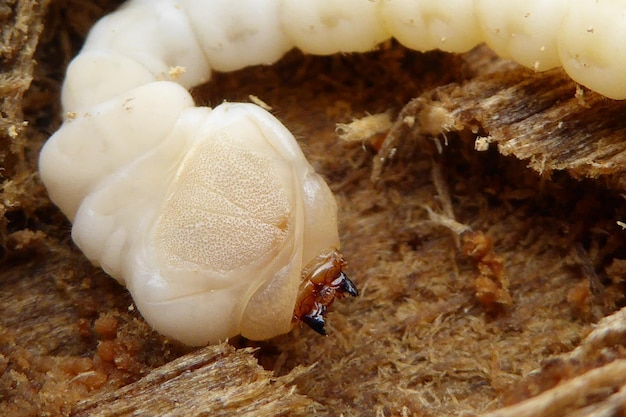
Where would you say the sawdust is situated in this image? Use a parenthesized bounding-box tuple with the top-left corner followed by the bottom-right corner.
(2, 1, 626, 416)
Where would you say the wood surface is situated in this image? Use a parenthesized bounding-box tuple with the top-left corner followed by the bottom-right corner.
(2, 1, 626, 416)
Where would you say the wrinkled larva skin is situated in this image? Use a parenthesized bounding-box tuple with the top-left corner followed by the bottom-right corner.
(40, 0, 625, 346)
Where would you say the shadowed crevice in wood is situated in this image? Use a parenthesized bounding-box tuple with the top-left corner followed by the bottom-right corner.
(377, 57, 626, 190)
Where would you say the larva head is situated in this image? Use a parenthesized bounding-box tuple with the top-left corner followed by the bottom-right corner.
(97, 103, 346, 346)
(293, 249, 358, 335)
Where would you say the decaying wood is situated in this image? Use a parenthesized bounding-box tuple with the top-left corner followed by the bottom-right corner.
(72, 344, 318, 417)
(0, 0, 50, 248)
(478, 306, 626, 417)
(374, 55, 626, 191)
(3, 1, 626, 416)
(480, 359, 626, 417)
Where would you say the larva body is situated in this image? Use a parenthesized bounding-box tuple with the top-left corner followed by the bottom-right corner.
(40, 0, 625, 345)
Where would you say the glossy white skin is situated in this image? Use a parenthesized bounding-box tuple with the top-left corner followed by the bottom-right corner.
(558, 0, 626, 100)
(40, 0, 626, 345)
(41, 97, 339, 346)
(475, 0, 568, 71)
(380, 0, 482, 53)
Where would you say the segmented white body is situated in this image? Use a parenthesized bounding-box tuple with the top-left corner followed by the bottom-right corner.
(39, 0, 626, 345)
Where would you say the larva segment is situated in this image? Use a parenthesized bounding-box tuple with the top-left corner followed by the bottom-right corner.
(82, 0, 211, 90)
(240, 162, 346, 341)
(70, 106, 209, 284)
(280, 0, 388, 55)
(558, 0, 626, 100)
(475, 0, 567, 72)
(39, 81, 195, 220)
(180, 0, 292, 71)
(61, 52, 156, 112)
(379, 0, 481, 53)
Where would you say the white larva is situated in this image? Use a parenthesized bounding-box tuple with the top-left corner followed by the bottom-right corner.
(40, 0, 626, 346)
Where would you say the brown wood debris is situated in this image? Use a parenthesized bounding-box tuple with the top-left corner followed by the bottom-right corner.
(375, 55, 626, 192)
(72, 344, 317, 417)
(3, 0, 626, 416)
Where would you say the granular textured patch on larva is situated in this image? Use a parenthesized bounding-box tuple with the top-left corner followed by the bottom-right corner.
(3, 0, 626, 416)
(154, 138, 291, 273)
